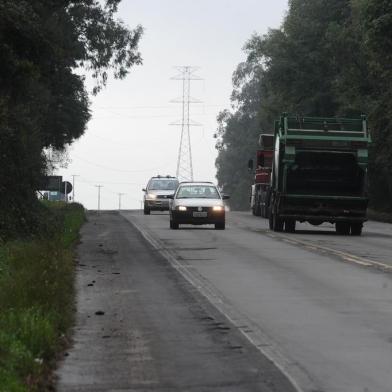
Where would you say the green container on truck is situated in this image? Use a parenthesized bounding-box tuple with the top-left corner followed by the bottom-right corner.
(268, 113, 371, 235)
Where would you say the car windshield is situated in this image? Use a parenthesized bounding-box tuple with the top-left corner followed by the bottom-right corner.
(148, 179, 178, 190)
(176, 185, 220, 199)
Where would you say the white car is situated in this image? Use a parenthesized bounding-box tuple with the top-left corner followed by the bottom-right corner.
(169, 182, 229, 230)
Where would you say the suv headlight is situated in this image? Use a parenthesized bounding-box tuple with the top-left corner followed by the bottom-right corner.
(147, 193, 157, 199)
(178, 206, 187, 211)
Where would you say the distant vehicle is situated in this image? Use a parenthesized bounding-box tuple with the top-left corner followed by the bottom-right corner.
(263, 113, 371, 235)
(249, 133, 274, 217)
(143, 175, 179, 215)
(168, 181, 230, 230)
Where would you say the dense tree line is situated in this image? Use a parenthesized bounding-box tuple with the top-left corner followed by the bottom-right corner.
(0, 0, 142, 238)
(216, 0, 392, 211)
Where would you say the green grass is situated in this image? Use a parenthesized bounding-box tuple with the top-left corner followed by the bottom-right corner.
(0, 202, 85, 392)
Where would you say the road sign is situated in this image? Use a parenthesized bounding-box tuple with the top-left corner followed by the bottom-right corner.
(40, 176, 62, 191)
(62, 181, 73, 195)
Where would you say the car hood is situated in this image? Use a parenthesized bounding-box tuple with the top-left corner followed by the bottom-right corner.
(148, 190, 176, 196)
(174, 198, 224, 207)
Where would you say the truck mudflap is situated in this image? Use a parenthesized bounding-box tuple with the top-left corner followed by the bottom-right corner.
(277, 194, 368, 224)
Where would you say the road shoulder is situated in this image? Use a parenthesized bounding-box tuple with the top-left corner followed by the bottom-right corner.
(56, 211, 297, 392)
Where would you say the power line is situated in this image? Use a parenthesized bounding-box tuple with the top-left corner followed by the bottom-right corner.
(86, 133, 170, 147)
(77, 178, 143, 186)
(71, 154, 172, 173)
(94, 104, 225, 109)
(79, 181, 142, 203)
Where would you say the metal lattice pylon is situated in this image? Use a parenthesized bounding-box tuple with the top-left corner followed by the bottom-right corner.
(171, 66, 202, 182)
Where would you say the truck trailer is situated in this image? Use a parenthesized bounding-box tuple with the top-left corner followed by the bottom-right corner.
(267, 113, 371, 235)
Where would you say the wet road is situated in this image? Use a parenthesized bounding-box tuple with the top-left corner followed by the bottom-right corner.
(56, 212, 295, 392)
(122, 210, 392, 392)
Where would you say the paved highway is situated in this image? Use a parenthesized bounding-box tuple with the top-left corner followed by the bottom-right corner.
(56, 212, 296, 392)
(122, 210, 392, 392)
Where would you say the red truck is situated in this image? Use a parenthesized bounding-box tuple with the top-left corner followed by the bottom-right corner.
(249, 134, 274, 217)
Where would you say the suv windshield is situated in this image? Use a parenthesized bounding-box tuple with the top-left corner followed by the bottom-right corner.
(176, 185, 220, 199)
(148, 179, 179, 191)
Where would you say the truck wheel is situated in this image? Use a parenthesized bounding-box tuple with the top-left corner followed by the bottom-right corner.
(143, 205, 150, 215)
(269, 213, 273, 230)
(254, 195, 262, 216)
(264, 204, 270, 219)
(350, 223, 363, 236)
(285, 219, 296, 233)
(170, 219, 179, 229)
(336, 222, 350, 235)
(273, 213, 284, 232)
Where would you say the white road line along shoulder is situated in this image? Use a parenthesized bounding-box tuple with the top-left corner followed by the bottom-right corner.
(128, 217, 318, 392)
(266, 232, 392, 272)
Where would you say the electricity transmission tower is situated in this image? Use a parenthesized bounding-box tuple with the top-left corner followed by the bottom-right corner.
(171, 66, 202, 182)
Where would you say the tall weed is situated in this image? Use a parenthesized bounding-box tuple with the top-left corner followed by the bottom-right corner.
(0, 202, 85, 391)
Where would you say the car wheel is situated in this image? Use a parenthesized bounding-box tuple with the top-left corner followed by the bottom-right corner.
(170, 220, 179, 230)
(143, 204, 150, 215)
(215, 221, 225, 230)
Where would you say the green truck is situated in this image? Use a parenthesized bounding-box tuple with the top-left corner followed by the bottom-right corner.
(267, 113, 371, 235)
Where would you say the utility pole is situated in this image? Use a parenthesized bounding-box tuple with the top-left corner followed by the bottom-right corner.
(171, 66, 202, 182)
(71, 174, 79, 202)
(64, 181, 68, 203)
(95, 185, 103, 214)
(118, 193, 125, 210)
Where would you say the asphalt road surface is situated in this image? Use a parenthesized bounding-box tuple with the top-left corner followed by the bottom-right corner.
(117, 210, 392, 392)
(56, 211, 296, 392)
(56, 210, 392, 392)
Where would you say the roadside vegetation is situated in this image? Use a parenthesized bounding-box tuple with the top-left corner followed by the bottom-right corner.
(0, 202, 85, 392)
(0, 2, 142, 387)
(0, 1, 142, 390)
(0, 0, 143, 239)
(216, 0, 392, 212)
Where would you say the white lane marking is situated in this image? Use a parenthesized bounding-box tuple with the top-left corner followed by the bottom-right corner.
(127, 216, 318, 392)
(342, 257, 372, 266)
(266, 232, 392, 272)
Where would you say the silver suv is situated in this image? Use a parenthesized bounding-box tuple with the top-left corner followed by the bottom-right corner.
(143, 175, 179, 215)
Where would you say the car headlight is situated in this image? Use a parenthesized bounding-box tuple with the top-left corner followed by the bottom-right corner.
(212, 205, 224, 212)
(178, 206, 187, 211)
(147, 193, 157, 199)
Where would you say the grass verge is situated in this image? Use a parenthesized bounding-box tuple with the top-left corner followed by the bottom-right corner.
(0, 202, 85, 392)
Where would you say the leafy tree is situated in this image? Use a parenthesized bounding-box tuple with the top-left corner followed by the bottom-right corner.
(216, 0, 392, 211)
(0, 0, 143, 238)
(363, 0, 392, 208)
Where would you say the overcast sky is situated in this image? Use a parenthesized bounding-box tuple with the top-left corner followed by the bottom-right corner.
(59, 0, 288, 210)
